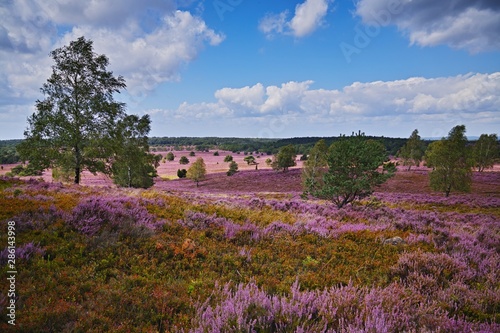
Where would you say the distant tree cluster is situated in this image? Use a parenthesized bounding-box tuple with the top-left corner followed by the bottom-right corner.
(0, 141, 22, 164)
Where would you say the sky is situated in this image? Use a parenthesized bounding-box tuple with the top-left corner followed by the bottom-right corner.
(1, 0, 499, 140)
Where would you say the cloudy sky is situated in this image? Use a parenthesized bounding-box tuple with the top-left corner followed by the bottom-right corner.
(1, 0, 499, 140)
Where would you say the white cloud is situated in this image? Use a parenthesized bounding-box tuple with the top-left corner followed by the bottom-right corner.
(258, 11, 289, 38)
(155, 72, 500, 138)
(290, 0, 330, 37)
(64, 10, 224, 95)
(355, 0, 500, 53)
(0, 1, 224, 108)
(259, 0, 331, 38)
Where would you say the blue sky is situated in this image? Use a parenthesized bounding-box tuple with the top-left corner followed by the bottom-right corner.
(1, 0, 499, 140)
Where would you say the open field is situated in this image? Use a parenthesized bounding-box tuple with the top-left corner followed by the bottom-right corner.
(0, 163, 499, 331)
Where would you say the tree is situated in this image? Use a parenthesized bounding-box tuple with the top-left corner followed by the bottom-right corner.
(305, 134, 393, 208)
(224, 155, 233, 162)
(399, 129, 425, 170)
(179, 156, 190, 165)
(166, 152, 175, 161)
(227, 161, 238, 176)
(272, 145, 296, 172)
(187, 157, 206, 186)
(177, 169, 187, 178)
(110, 115, 159, 188)
(244, 155, 256, 165)
(17, 37, 127, 184)
(302, 139, 328, 196)
(472, 134, 498, 172)
(425, 125, 473, 197)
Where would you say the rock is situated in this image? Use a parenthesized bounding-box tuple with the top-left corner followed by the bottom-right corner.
(383, 236, 405, 245)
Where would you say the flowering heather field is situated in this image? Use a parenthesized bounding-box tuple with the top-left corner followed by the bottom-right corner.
(0, 170, 499, 332)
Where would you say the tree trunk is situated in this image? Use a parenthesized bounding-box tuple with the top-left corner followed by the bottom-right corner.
(128, 166, 131, 188)
(445, 185, 451, 197)
(74, 145, 81, 184)
(74, 166, 80, 184)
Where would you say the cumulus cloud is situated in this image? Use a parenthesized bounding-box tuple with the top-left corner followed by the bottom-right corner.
(259, 0, 331, 38)
(0, 1, 224, 104)
(355, 0, 500, 53)
(157, 72, 500, 137)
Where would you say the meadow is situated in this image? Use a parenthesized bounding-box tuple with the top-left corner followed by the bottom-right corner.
(0, 161, 499, 332)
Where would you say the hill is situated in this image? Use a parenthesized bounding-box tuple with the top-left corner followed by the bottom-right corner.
(1, 170, 499, 331)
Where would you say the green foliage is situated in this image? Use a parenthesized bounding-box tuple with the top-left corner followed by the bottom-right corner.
(17, 37, 127, 184)
(177, 169, 187, 178)
(302, 139, 328, 196)
(0, 140, 21, 164)
(271, 145, 296, 172)
(306, 134, 394, 208)
(227, 161, 238, 176)
(166, 152, 175, 161)
(213, 151, 219, 156)
(472, 133, 498, 172)
(189, 151, 196, 157)
(224, 155, 233, 162)
(425, 125, 474, 197)
(9, 164, 43, 176)
(111, 115, 159, 188)
(179, 156, 190, 165)
(399, 129, 425, 170)
(187, 157, 206, 187)
(244, 155, 256, 165)
(52, 166, 73, 183)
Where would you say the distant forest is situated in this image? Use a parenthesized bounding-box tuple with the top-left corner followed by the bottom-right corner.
(148, 135, 414, 156)
(1, 136, 426, 164)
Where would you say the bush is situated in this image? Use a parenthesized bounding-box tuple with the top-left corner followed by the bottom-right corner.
(179, 156, 189, 165)
(177, 169, 187, 178)
(224, 155, 233, 162)
(227, 161, 238, 176)
(166, 152, 175, 161)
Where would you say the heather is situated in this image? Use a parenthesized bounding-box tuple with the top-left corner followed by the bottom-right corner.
(0, 173, 499, 332)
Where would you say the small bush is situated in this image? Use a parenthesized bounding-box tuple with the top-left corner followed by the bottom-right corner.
(177, 169, 187, 178)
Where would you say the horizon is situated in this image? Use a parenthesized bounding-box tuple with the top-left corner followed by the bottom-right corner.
(1, 1, 499, 140)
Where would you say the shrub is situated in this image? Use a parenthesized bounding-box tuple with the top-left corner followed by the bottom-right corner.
(179, 156, 189, 165)
(177, 169, 187, 178)
(227, 161, 238, 176)
(166, 152, 175, 161)
(68, 196, 158, 238)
